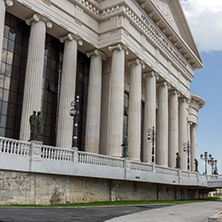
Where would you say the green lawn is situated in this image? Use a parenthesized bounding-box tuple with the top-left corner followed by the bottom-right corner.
(0, 197, 219, 208)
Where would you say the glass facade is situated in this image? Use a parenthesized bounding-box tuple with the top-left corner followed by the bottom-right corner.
(41, 34, 63, 146)
(0, 13, 30, 139)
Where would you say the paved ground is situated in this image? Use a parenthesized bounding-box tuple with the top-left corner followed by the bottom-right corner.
(106, 201, 222, 222)
(0, 204, 171, 222)
(0, 201, 221, 222)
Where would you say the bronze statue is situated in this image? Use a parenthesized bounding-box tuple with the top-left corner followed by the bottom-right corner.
(121, 136, 129, 158)
(176, 152, 180, 169)
(37, 111, 43, 141)
(194, 159, 198, 172)
(29, 111, 38, 141)
(29, 111, 43, 141)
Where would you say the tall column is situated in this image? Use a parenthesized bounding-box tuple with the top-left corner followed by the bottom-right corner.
(143, 71, 157, 163)
(168, 90, 179, 168)
(85, 49, 106, 153)
(157, 82, 169, 167)
(107, 44, 128, 157)
(0, 0, 13, 67)
(56, 34, 82, 149)
(187, 121, 191, 170)
(128, 59, 144, 161)
(191, 124, 197, 171)
(178, 98, 188, 170)
(20, 14, 52, 141)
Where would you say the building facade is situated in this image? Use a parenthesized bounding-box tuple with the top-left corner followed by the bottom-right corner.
(0, 0, 207, 204)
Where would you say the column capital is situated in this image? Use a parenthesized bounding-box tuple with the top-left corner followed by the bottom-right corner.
(26, 13, 52, 28)
(169, 89, 180, 96)
(4, 0, 13, 7)
(157, 81, 170, 89)
(143, 71, 159, 79)
(108, 43, 129, 55)
(127, 59, 145, 68)
(86, 49, 106, 60)
(179, 97, 189, 103)
(59, 33, 83, 46)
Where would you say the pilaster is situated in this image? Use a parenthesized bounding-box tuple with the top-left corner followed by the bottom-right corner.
(143, 71, 158, 163)
(168, 90, 179, 168)
(107, 44, 128, 157)
(0, 0, 14, 68)
(56, 33, 82, 149)
(20, 14, 52, 141)
(156, 81, 169, 167)
(128, 59, 144, 161)
(85, 49, 106, 154)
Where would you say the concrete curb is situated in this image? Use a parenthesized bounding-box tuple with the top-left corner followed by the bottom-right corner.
(208, 211, 222, 222)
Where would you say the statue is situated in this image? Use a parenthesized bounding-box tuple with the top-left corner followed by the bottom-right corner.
(37, 111, 43, 141)
(175, 152, 180, 169)
(121, 136, 129, 158)
(29, 111, 38, 141)
(194, 159, 198, 172)
(29, 111, 43, 141)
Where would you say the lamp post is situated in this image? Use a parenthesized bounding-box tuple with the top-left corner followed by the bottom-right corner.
(208, 157, 218, 175)
(183, 141, 190, 170)
(200, 151, 211, 175)
(147, 126, 155, 163)
(70, 95, 80, 149)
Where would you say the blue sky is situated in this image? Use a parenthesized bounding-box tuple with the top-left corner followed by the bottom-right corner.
(180, 0, 222, 174)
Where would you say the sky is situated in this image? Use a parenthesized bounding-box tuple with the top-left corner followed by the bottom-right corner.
(179, 0, 222, 174)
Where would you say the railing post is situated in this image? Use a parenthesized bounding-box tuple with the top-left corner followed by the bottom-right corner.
(152, 163, 156, 173)
(124, 157, 130, 180)
(72, 147, 78, 163)
(29, 141, 43, 172)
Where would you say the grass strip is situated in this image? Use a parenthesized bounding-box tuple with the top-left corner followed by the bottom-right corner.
(0, 198, 217, 208)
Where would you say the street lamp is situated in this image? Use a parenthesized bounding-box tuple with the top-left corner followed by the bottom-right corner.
(183, 141, 190, 170)
(200, 151, 212, 175)
(208, 157, 218, 175)
(147, 126, 155, 163)
(70, 95, 80, 149)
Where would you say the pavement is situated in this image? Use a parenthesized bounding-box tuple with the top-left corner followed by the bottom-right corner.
(106, 201, 222, 222)
(0, 201, 221, 222)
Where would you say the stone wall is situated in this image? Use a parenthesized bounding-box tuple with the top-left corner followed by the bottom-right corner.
(0, 170, 202, 205)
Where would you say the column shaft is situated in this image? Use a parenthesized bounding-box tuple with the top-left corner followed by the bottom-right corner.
(56, 37, 77, 148)
(157, 82, 168, 167)
(85, 52, 103, 153)
(143, 72, 156, 163)
(168, 91, 178, 168)
(107, 47, 125, 157)
(191, 124, 197, 171)
(179, 98, 188, 170)
(20, 19, 47, 141)
(0, 0, 6, 66)
(128, 62, 141, 161)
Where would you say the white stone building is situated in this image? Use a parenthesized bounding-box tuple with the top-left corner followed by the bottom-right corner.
(0, 0, 207, 204)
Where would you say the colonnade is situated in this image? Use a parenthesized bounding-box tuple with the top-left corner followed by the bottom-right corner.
(0, 6, 199, 171)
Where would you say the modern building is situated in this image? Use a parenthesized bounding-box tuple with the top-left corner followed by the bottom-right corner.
(0, 0, 208, 205)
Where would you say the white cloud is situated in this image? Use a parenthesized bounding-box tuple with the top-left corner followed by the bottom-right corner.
(180, 0, 222, 52)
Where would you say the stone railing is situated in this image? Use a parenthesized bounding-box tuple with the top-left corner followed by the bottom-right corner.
(0, 137, 212, 187)
(77, 151, 124, 168)
(0, 137, 30, 156)
(42, 145, 73, 161)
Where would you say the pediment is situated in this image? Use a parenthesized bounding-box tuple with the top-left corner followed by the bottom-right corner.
(153, 0, 180, 34)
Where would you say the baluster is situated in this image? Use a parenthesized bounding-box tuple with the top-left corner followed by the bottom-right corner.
(0, 139, 2, 152)
(6, 140, 10, 153)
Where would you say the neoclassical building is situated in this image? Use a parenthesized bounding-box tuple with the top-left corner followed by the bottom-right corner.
(0, 0, 204, 173)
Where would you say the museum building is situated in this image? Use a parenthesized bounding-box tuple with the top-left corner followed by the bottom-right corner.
(0, 0, 208, 204)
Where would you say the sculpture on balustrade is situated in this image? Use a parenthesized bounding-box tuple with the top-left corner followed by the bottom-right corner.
(176, 152, 180, 169)
(194, 159, 198, 172)
(37, 111, 43, 141)
(29, 111, 38, 141)
(121, 136, 129, 158)
(29, 110, 43, 141)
